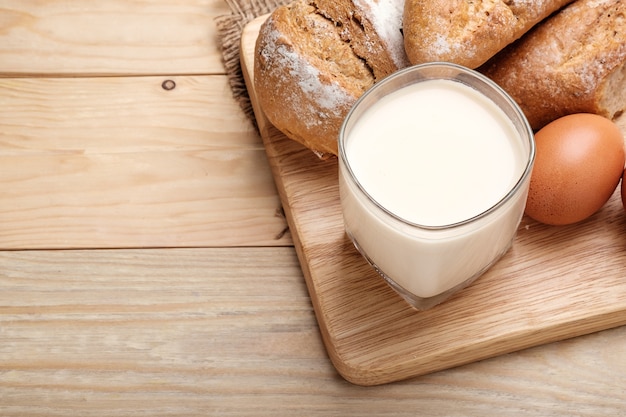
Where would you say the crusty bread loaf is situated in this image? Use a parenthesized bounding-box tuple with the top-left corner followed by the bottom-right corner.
(254, 0, 408, 157)
(254, 0, 625, 156)
(481, 0, 626, 130)
(403, 0, 574, 69)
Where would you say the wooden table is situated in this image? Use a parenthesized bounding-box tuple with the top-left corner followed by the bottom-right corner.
(1, 1, 625, 415)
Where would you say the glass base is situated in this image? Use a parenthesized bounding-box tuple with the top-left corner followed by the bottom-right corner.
(348, 232, 513, 310)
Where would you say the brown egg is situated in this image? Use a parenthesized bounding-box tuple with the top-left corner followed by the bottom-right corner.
(525, 113, 625, 226)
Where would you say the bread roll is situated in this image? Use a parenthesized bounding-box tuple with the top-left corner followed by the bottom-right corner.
(403, 0, 574, 69)
(254, 0, 408, 157)
(481, 0, 626, 130)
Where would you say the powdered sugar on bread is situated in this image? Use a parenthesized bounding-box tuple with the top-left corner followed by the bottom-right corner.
(254, 1, 374, 155)
(254, 0, 407, 156)
(481, 0, 626, 129)
(259, 26, 354, 125)
(403, 0, 574, 68)
(354, 0, 408, 69)
(313, 0, 409, 80)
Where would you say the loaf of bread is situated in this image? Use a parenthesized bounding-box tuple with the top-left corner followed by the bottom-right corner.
(481, 0, 626, 130)
(254, 0, 408, 157)
(403, 0, 574, 68)
(254, 0, 626, 156)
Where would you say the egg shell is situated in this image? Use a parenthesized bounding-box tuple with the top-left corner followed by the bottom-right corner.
(525, 113, 625, 226)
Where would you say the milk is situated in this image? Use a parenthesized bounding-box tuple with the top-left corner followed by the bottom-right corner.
(347, 80, 524, 226)
(338, 64, 535, 309)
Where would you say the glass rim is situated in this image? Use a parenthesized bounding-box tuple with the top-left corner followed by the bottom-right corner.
(338, 61, 536, 231)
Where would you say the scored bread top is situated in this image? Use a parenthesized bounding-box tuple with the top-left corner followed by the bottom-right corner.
(255, 0, 373, 156)
(403, 0, 574, 69)
(481, 0, 626, 130)
(314, 0, 409, 80)
(254, 0, 408, 156)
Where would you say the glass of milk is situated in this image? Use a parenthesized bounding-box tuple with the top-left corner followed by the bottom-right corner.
(338, 62, 535, 310)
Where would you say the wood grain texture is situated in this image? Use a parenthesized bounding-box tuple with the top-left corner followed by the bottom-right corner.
(1, 3, 626, 415)
(0, 0, 230, 76)
(1, 248, 625, 416)
(0, 76, 290, 249)
(241, 15, 626, 386)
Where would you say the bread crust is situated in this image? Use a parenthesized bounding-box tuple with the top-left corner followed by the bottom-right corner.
(403, 0, 574, 69)
(314, 0, 409, 80)
(254, 1, 371, 156)
(254, 0, 408, 156)
(481, 0, 626, 130)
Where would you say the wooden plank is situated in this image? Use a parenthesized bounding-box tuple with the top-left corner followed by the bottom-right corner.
(241, 15, 626, 385)
(1, 247, 625, 416)
(0, 76, 262, 155)
(0, 0, 230, 76)
(0, 76, 290, 249)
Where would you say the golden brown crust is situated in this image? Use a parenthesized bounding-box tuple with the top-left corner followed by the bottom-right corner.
(314, 0, 409, 80)
(254, 1, 373, 156)
(403, 0, 574, 69)
(481, 0, 626, 130)
(254, 0, 408, 157)
(255, 0, 626, 155)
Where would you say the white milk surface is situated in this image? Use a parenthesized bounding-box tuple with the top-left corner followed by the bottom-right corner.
(346, 79, 523, 227)
(340, 78, 531, 301)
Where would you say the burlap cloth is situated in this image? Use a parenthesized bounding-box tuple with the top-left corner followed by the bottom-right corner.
(215, 0, 289, 128)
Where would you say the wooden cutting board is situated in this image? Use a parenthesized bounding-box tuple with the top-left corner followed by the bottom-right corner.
(240, 15, 626, 386)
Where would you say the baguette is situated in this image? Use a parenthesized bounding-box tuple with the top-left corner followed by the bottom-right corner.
(403, 0, 574, 68)
(481, 0, 626, 130)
